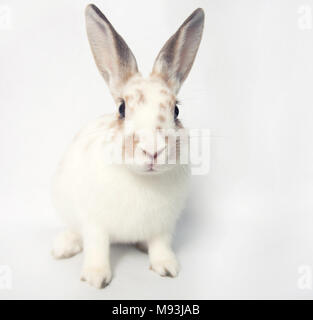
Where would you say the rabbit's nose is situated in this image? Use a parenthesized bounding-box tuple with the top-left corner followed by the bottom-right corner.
(141, 147, 165, 160)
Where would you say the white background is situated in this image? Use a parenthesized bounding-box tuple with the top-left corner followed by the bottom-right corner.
(1, 0, 313, 299)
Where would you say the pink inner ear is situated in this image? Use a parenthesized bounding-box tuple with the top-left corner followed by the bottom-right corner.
(151, 8, 204, 94)
(85, 4, 139, 100)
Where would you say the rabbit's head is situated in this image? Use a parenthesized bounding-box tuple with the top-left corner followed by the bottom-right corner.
(85, 4, 204, 174)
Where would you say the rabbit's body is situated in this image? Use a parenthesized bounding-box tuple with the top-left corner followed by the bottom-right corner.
(52, 114, 190, 244)
(52, 4, 204, 288)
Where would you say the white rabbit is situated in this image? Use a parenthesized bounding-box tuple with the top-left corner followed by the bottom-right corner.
(51, 4, 204, 289)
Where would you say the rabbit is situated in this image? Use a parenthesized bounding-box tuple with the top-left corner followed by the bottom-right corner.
(51, 4, 204, 289)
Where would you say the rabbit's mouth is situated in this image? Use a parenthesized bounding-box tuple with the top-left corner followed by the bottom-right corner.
(134, 163, 166, 175)
(144, 165, 157, 174)
(125, 156, 176, 175)
(146, 163, 155, 172)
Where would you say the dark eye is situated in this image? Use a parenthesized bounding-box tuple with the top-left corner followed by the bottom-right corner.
(174, 105, 179, 119)
(119, 101, 125, 119)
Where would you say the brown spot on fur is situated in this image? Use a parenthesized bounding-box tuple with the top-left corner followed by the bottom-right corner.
(109, 117, 124, 130)
(168, 98, 176, 110)
(175, 119, 184, 129)
(158, 115, 165, 122)
(160, 89, 176, 106)
(160, 89, 170, 96)
(160, 103, 166, 110)
(108, 121, 115, 130)
(136, 89, 145, 104)
(125, 95, 134, 104)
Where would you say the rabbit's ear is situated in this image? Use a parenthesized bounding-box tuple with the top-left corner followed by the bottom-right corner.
(85, 4, 139, 100)
(152, 8, 204, 94)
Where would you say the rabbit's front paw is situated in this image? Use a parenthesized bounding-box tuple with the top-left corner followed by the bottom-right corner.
(52, 230, 82, 259)
(150, 256, 180, 278)
(80, 265, 112, 289)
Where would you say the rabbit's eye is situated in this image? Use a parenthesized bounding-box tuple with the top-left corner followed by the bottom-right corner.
(119, 101, 125, 119)
(174, 105, 179, 119)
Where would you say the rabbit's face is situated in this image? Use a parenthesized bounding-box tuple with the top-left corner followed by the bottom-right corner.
(85, 5, 204, 174)
(118, 75, 187, 174)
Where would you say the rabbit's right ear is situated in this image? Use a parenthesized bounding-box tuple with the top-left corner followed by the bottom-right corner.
(85, 4, 139, 101)
(152, 9, 204, 94)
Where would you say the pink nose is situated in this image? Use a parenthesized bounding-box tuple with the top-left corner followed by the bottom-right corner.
(141, 148, 165, 160)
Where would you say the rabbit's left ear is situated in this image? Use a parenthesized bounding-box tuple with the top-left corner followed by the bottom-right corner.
(152, 8, 204, 94)
(85, 4, 139, 101)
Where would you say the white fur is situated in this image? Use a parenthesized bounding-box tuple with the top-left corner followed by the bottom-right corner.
(51, 4, 204, 289)
(51, 82, 190, 287)
(52, 115, 190, 243)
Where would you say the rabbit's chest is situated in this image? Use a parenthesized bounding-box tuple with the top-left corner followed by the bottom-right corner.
(87, 166, 189, 242)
